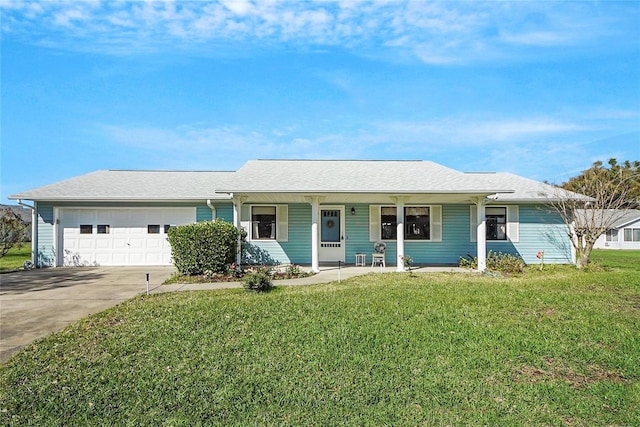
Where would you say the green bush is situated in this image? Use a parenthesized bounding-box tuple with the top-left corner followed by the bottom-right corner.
(459, 250, 525, 274)
(242, 268, 273, 292)
(167, 220, 244, 276)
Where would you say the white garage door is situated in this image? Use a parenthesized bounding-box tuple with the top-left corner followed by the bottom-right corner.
(59, 208, 196, 266)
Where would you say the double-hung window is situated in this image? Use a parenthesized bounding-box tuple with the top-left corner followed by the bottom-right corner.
(252, 206, 276, 240)
(485, 207, 507, 241)
(380, 206, 431, 241)
(605, 229, 618, 242)
(470, 205, 519, 243)
(405, 207, 430, 240)
(624, 228, 640, 242)
(380, 207, 397, 240)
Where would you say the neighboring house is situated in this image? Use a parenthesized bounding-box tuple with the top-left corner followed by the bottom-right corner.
(9, 160, 578, 271)
(592, 210, 640, 250)
(0, 203, 32, 241)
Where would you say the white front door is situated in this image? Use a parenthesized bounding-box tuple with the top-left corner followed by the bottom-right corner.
(319, 206, 345, 263)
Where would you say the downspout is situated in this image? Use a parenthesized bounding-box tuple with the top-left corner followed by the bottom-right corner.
(17, 199, 37, 267)
(206, 199, 217, 220)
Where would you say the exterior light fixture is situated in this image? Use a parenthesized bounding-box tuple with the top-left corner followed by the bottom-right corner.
(351, 207, 356, 215)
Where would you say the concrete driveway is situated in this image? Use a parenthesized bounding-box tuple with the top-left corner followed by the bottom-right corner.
(0, 266, 175, 364)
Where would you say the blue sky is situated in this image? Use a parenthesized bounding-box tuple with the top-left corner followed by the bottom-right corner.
(1, 0, 639, 204)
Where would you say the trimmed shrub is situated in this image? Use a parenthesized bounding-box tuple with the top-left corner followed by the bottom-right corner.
(242, 269, 273, 292)
(459, 250, 525, 274)
(167, 220, 244, 276)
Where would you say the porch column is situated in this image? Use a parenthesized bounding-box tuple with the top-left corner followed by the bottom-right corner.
(310, 197, 320, 273)
(396, 198, 405, 272)
(232, 195, 246, 267)
(476, 198, 487, 272)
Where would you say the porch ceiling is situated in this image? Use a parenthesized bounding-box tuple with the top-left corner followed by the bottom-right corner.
(233, 192, 498, 205)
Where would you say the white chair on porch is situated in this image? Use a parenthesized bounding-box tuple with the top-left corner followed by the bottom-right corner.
(371, 241, 386, 268)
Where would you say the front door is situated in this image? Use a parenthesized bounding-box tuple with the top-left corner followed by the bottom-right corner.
(319, 206, 345, 263)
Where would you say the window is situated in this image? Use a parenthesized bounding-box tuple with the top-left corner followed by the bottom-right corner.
(252, 206, 276, 240)
(164, 224, 173, 234)
(486, 207, 507, 241)
(147, 224, 160, 234)
(80, 224, 93, 234)
(405, 207, 430, 240)
(97, 225, 110, 234)
(605, 229, 618, 242)
(380, 206, 431, 240)
(381, 207, 397, 240)
(624, 228, 640, 242)
(470, 205, 519, 243)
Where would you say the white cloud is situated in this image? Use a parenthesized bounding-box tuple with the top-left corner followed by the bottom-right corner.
(101, 113, 598, 166)
(2, 0, 636, 62)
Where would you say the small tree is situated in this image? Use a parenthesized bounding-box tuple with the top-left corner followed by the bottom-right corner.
(0, 208, 27, 258)
(551, 159, 640, 269)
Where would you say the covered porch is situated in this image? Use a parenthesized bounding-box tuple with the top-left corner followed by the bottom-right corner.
(229, 192, 500, 273)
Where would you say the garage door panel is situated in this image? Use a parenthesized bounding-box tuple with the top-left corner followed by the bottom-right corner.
(112, 253, 128, 265)
(60, 208, 195, 266)
(146, 238, 163, 249)
(95, 253, 113, 265)
(113, 238, 129, 249)
(129, 238, 145, 249)
(78, 239, 94, 250)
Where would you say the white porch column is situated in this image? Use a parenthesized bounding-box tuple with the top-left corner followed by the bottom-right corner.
(310, 197, 320, 273)
(232, 195, 246, 266)
(396, 198, 405, 272)
(476, 198, 487, 272)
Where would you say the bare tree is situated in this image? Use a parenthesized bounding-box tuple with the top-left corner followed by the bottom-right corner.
(551, 159, 640, 268)
(0, 208, 27, 258)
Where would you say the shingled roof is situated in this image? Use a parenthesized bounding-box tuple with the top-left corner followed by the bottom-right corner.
(9, 170, 234, 201)
(10, 160, 583, 202)
(218, 160, 513, 194)
(465, 172, 587, 202)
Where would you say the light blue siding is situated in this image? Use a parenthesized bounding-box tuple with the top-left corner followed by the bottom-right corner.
(280, 204, 312, 264)
(240, 203, 571, 267)
(345, 204, 372, 264)
(196, 206, 213, 222)
(469, 204, 571, 265)
(400, 204, 476, 265)
(36, 203, 55, 267)
(510, 205, 571, 264)
(244, 241, 291, 265)
(33, 200, 573, 268)
(195, 203, 234, 223)
(214, 203, 234, 222)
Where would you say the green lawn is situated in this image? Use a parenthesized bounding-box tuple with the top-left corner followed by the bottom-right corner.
(1, 254, 639, 425)
(0, 243, 31, 272)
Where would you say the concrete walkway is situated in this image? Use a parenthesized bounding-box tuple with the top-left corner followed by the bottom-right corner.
(154, 264, 467, 293)
(1, 264, 466, 364)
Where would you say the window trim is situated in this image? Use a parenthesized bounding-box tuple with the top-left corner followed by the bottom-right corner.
(470, 205, 519, 243)
(251, 205, 277, 241)
(379, 205, 434, 242)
